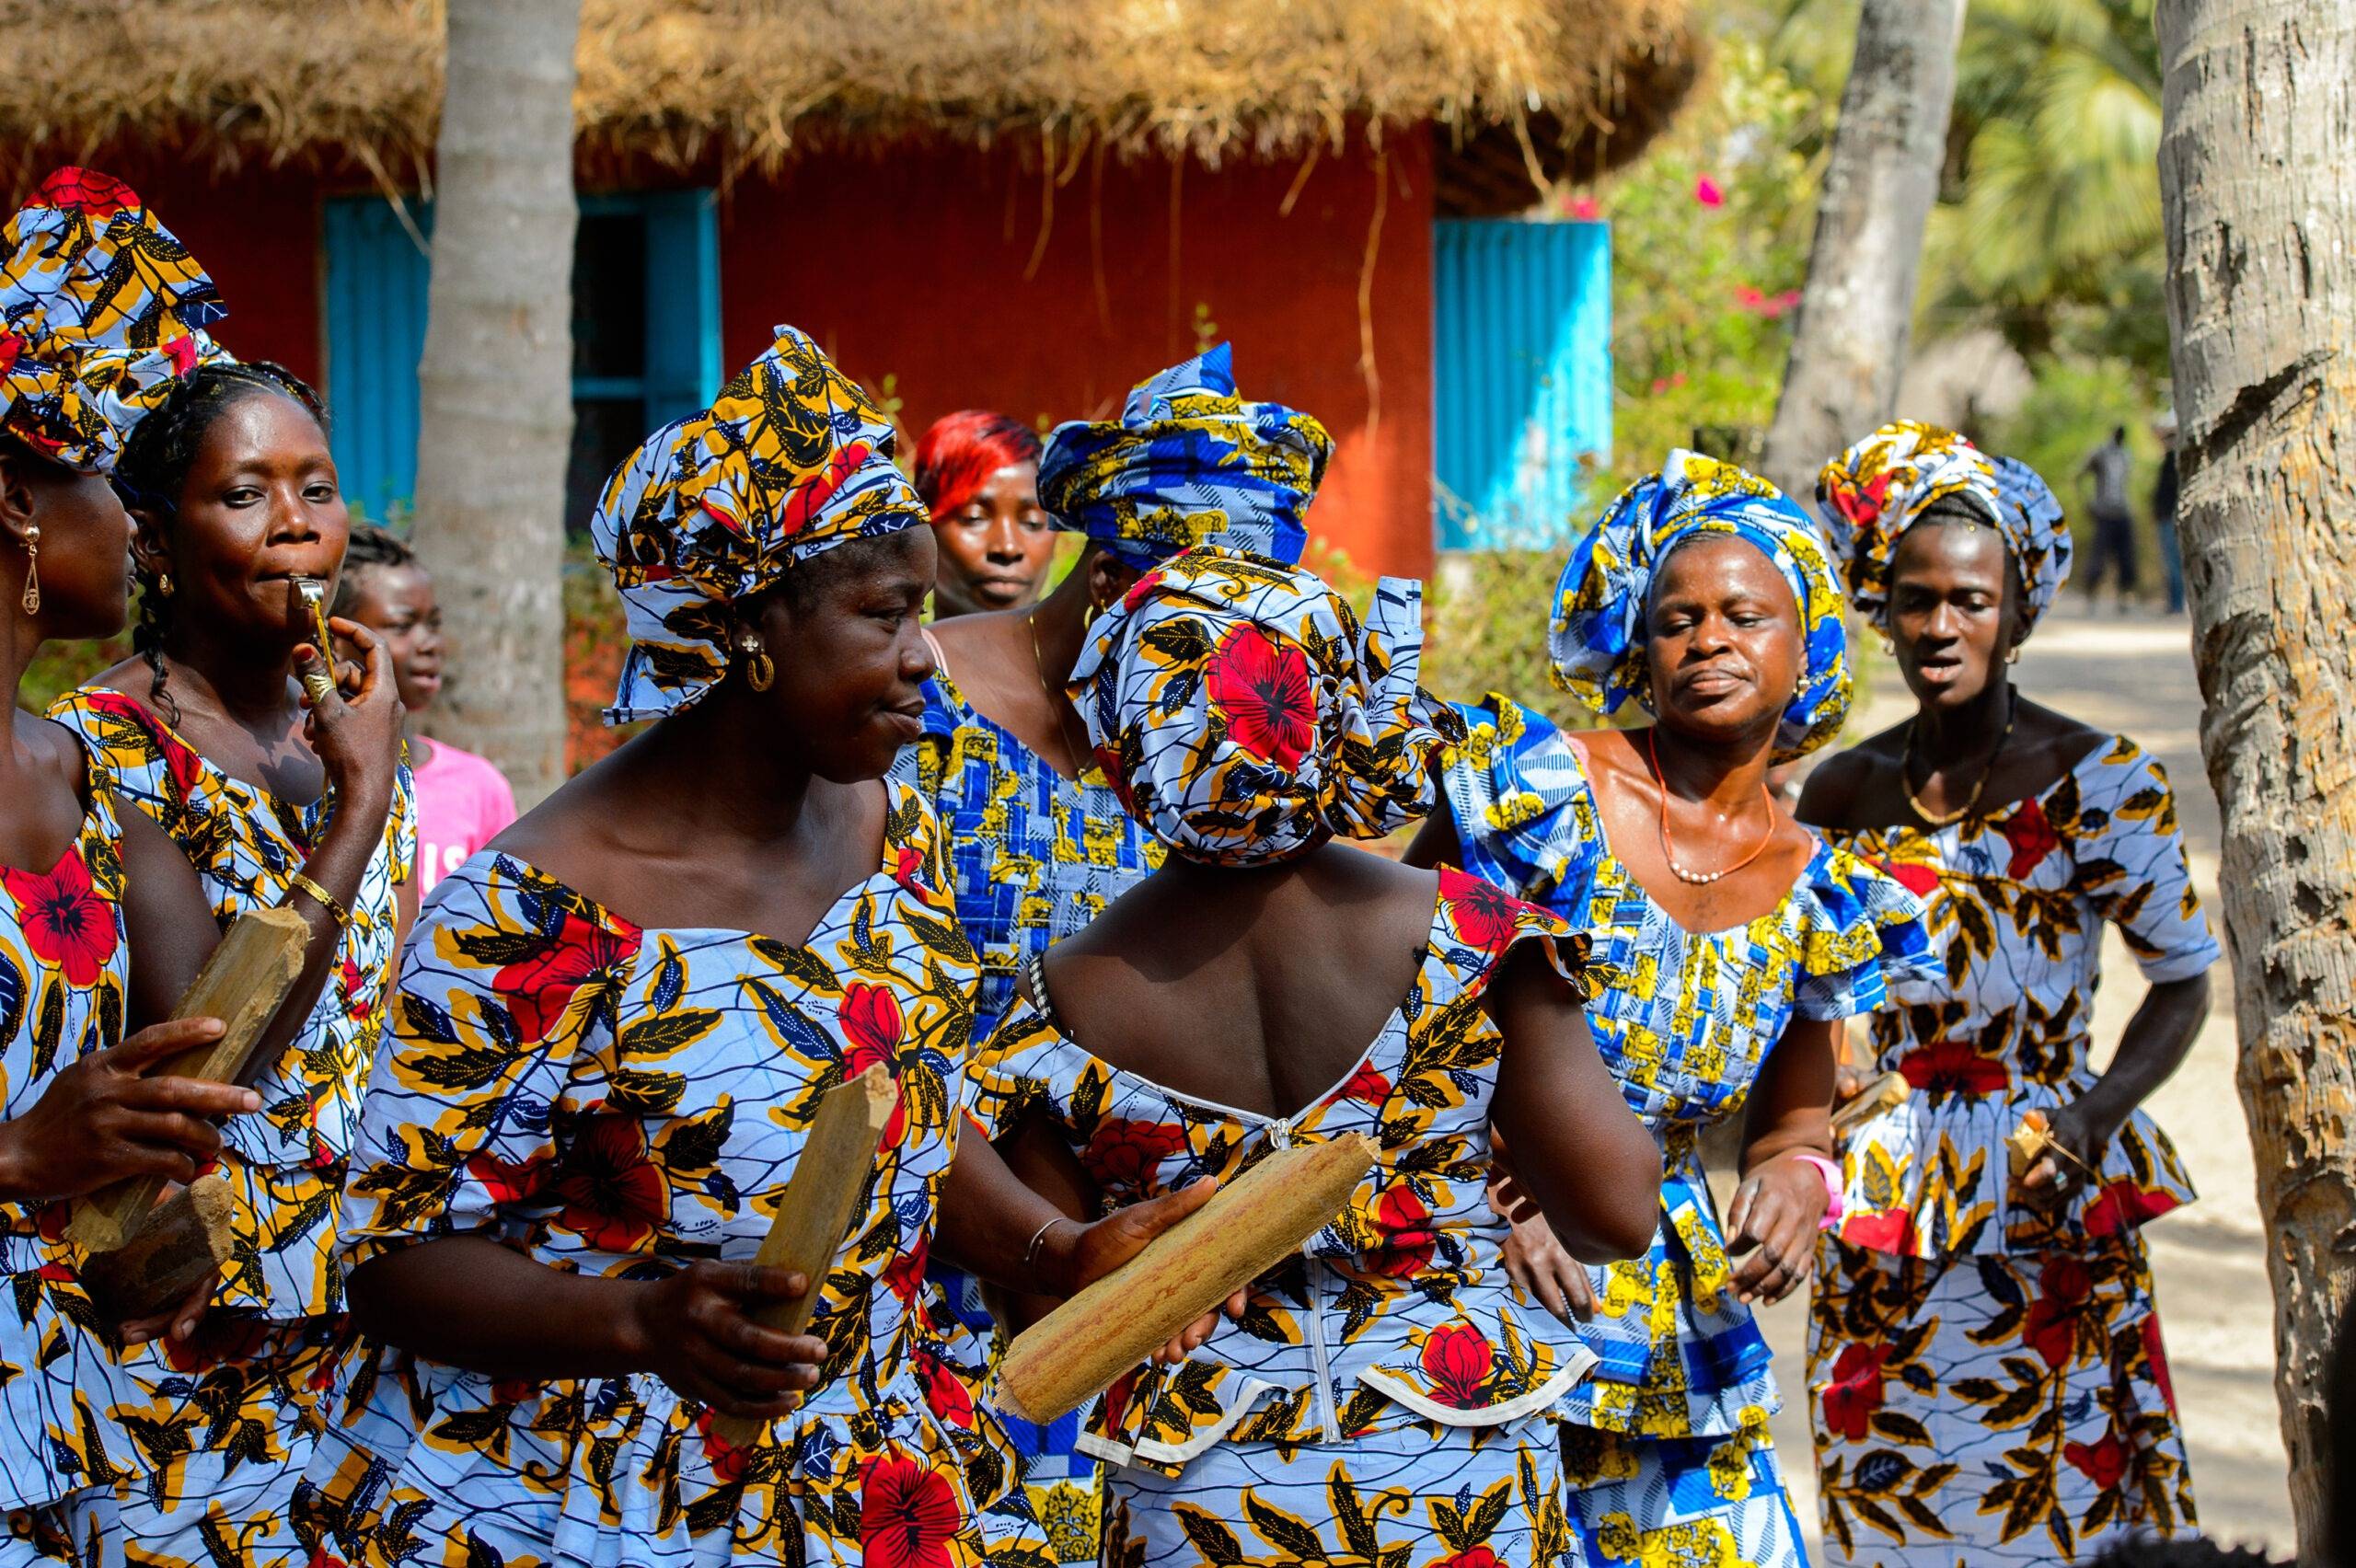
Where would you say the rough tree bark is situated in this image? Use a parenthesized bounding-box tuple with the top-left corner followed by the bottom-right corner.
(1758, 0, 1967, 497)
(2157, 1, 2356, 1557)
(409, 0, 580, 803)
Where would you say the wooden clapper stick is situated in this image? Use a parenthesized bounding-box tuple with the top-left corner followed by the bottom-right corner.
(65, 905, 310, 1319)
(708, 1063, 900, 1449)
(996, 1132, 1380, 1427)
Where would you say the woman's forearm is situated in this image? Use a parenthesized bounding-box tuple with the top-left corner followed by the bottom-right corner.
(346, 1237, 650, 1381)
(2081, 973, 2212, 1130)
(932, 1131, 1080, 1297)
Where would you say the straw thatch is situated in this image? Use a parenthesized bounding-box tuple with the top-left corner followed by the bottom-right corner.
(2, 0, 1698, 204)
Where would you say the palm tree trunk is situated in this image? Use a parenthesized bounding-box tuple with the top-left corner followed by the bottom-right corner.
(409, 0, 580, 805)
(1758, 0, 1966, 497)
(2158, 2, 2356, 1557)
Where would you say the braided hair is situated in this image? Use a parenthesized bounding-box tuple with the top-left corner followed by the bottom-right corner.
(112, 362, 328, 725)
(331, 524, 418, 620)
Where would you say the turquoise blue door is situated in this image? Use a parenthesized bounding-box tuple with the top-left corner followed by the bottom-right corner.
(320, 190, 722, 528)
(1432, 218, 1611, 550)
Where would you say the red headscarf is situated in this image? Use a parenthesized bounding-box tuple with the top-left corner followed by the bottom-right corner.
(913, 410, 1042, 523)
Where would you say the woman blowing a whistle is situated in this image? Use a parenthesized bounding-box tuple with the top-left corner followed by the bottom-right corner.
(297, 327, 1233, 1568)
(968, 538, 1662, 1568)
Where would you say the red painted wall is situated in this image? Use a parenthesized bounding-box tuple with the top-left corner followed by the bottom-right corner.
(716, 133, 1437, 579)
(38, 131, 1438, 578)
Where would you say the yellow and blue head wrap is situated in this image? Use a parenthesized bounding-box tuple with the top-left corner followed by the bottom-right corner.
(1549, 449, 1853, 763)
(1069, 547, 1461, 866)
(0, 167, 226, 474)
(1815, 421, 2073, 630)
(593, 324, 927, 723)
(1036, 343, 1328, 569)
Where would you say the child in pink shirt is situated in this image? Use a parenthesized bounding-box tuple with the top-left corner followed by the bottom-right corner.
(335, 527, 517, 893)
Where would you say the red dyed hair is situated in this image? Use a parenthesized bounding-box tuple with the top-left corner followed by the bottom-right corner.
(914, 410, 1043, 523)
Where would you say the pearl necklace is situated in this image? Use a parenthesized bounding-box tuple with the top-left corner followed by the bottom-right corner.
(1647, 729, 1777, 886)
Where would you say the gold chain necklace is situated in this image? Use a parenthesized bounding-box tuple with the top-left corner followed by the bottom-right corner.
(1904, 684, 2017, 828)
(1028, 607, 1093, 771)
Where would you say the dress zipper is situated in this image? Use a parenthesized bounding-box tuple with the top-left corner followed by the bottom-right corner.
(1273, 1118, 1342, 1443)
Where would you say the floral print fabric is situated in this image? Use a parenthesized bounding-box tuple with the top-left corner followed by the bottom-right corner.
(1814, 421, 2074, 630)
(1808, 1237, 2196, 1562)
(1070, 548, 1461, 866)
(1549, 451, 1853, 764)
(49, 686, 416, 1320)
(0, 166, 226, 474)
(972, 866, 1594, 1563)
(1560, 1421, 1809, 1568)
(300, 778, 988, 1568)
(1035, 343, 1327, 569)
(1824, 736, 2213, 1261)
(0, 753, 149, 1515)
(594, 323, 927, 723)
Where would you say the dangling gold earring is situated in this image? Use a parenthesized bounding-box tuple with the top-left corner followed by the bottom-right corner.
(739, 630, 774, 692)
(2006, 644, 2022, 665)
(1876, 629, 1894, 656)
(158, 571, 173, 597)
(18, 525, 38, 615)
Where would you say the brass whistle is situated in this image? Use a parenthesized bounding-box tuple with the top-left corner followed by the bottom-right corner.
(294, 578, 337, 705)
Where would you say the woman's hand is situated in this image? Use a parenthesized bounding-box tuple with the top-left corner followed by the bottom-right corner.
(116, 1274, 216, 1349)
(1725, 1155, 1828, 1306)
(1042, 1179, 1251, 1365)
(625, 1261, 830, 1421)
(2015, 1099, 2120, 1208)
(0, 1018, 254, 1205)
(1491, 1181, 1595, 1325)
(297, 619, 402, 812)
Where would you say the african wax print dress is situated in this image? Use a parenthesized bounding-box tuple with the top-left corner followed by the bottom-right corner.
(1807, 735, 2214, 1565)
(889, 664, 1165, 1564)
(1441, 697, 1937, 1568)
(298, 778, 989, 1568)
(0, 746, 156, 1558)
(975, 867, 1600, 1568)
(45, 686, 413, 1568)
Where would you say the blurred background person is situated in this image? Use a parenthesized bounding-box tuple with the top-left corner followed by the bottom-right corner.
(2077, 424, 2140, 611)
(333, 525, 516, 892)
(914, 409, 1055, 619)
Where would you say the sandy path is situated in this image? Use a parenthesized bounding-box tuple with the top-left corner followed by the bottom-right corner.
(1749, 605, 2293, 1558)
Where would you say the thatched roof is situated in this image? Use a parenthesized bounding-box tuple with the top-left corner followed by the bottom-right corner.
(2, 0, 1700, 212)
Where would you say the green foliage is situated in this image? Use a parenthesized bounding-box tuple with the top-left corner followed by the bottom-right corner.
(1989, 356, 2170, 564)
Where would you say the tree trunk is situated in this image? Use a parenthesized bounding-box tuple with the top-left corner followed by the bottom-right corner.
(2157, 2, 2356, 1558)
(1758, 0, 1966, 497)
(408, 0, 580, 804)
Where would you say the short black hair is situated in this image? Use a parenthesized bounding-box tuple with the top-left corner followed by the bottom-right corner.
(2091, 1538, 2283, 1567)
(2114, 424, 2129, 443)
(332, 524, 420, 618)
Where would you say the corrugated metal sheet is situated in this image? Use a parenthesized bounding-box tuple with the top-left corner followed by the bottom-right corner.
(321, 196, 432, 523)
(1432, 218, 1611, 550)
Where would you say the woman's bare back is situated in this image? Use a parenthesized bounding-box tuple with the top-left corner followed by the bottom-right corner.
(1035, 843, 1439, 1121)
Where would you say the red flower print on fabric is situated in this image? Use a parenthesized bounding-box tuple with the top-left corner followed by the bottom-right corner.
(1205, 624, 1314, 772)
(1438, 867, 1528, 951)
(2142, 1314, 2177, 1414)
(1896, 1039, 2008, 1097)
(2082, 1177, 2180, 1237)
(1883, 859, 1940, 899)
(1821, 1341, 1890, 1442)
(466, 1148, 553, 1206)
(1336, 1061, 1392, 1104)
(1081, 1117, 1190, 1193)
(1437, 1553, 1500, 1568)
(2000, 798, 2062, 879)
(0, 845, 117, 987)
(860, 1454, 964, 1568)
(1839, 1206, 1917, 1256)
(913, 1347, 976, 1430)
(1419, 1322, 1496, 1407)
(29, 167, 139, 216)
(2023, 1255, 2092, 1369)
(549, 1116, 669, 1253)
(1369, 1184, 1438, 1276)
(1827, 469, 1895, 527)
(2063, 1432, 2128, 1491)
(493, 910, 634, 1043)
(840, 983, 904, 1076)
(780, 441, 874, 538)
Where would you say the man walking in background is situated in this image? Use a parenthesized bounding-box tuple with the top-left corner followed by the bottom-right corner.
(2079, 424, 2140, 610)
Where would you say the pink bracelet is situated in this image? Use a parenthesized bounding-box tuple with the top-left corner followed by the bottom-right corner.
(1790, 1152, 1846, 1232)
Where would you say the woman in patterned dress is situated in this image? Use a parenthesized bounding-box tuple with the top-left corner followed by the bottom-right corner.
(295, 327, 1230, 1568)
(46, 348, 415, 1566)
(0, 165, 306, 1559)
(892, 344, 1326, 1563)
(1799, 423, 2213, 1564)
(975, 544, 1664, 1568)
(1406, 452, 1940, 1568)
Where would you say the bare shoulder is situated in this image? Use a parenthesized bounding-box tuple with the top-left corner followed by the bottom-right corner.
(1794, 725, 1907, 828)
(2013, 698, 2111, 785)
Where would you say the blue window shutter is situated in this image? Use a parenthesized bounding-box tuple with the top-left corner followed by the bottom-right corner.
(321, 197, 433, 524)
(1431, 218, 1611, 550)
(639, 189, 722, 426)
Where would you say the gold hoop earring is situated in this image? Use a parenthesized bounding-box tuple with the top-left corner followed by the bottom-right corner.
(2006, 645, 2022, 664)
(158, 572, 173, 598)
(18, 525, 38, 615)
(739, 631, 774, 693)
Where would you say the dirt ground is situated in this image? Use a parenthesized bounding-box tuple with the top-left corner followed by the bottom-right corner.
(1749, 603, 2294, 1559)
